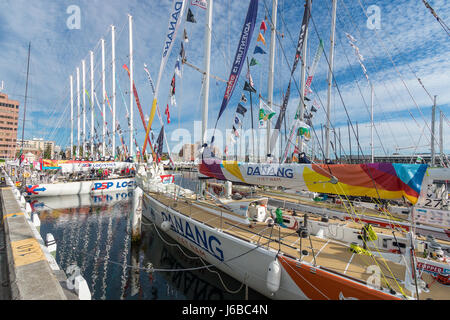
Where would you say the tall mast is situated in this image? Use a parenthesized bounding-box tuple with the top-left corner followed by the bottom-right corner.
(112, 25, 116, 159)
(325, 0, 337, 160)
(82, 59, 86, 158)
(202, 0, 213, 147)
(101, 38, 106, 157)
(77, 67, 80, 158)
(21, 42, 31, 158)
(90, 51, 94, 157)
(129, 15, 134, 158)
(370, 83, 374, 163)
(298, 0, 311, 154)
(267, 0, 277, 160)
(70, 75, 74, 159)
(431, 95, 436, 166)
(440, 109, 443, 166)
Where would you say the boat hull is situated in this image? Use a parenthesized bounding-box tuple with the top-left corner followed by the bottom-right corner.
(25, 178, 135, 198)
(142, 193, 403, 300)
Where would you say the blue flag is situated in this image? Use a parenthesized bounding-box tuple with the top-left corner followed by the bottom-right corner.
(254, 45, 267, 54)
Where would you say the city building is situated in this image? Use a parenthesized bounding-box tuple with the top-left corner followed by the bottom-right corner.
(16, 138, 55, 159)
(0, 92, 19, 159)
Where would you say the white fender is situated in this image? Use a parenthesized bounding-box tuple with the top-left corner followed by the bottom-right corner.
(74, 275, 92, 300)
(32, 212, 41, 228)
(161, 220, 172, 232)
(266, 259, 281, 294)
(46, 233, 57, 254)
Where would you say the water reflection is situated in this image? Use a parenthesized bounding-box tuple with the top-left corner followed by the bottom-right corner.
(37, 190, 266, 300)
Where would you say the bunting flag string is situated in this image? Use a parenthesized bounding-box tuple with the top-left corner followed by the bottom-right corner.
(304, 39, 324, 96)
(268, 0, 311, 157)
(346, 33, 370, 82)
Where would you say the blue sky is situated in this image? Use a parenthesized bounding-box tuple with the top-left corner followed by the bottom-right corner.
(0, 0, 449, 160)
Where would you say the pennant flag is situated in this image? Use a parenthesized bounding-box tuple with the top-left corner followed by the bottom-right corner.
(143, 64, 156, 95)
(224, 145, 229, 155)
(174, 58, 182, 78)
(260, 20, 267, 33)
(165, 104, 171, 124)
(234, 116, 242, 127)
(254, 45, 267, 54)
(236, 103, 248, 116)
(250, 58, 258, 66)
(257, 32, 266, 45)
(170, 95, 176, 107)
(156, 127, 165, 160)
(170, 74, 176, 95)
(297, 121, 311, 141)
(246, 69, 254, 87)
(258, 99, 276, 128)
(311, 105, 318, 113)
(183, 29, 189, 43)
(240, 93, 248, 103)
(228, 132, 236, 145)
(191, 0, 207, 9)
(243, 81, 256, 93)
(180, 43, 186, 61)
(187, 8, 197, 23)
(214, 0, 258, 125)
(232, 126, 240, 137)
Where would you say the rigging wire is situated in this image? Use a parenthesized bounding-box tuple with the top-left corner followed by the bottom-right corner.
(354, 0, 449, 166)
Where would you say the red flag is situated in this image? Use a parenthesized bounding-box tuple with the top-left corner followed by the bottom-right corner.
(260, 20, 267, 33)
(165, 104, 171, 124)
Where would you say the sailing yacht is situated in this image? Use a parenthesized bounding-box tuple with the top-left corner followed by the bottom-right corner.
(136, 0, 449, 300)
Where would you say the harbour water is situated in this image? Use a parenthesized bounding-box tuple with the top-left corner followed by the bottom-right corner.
(36, 171, 267, 300)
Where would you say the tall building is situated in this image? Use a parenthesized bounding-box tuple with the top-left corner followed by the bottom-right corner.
(0, 92, 19, 159)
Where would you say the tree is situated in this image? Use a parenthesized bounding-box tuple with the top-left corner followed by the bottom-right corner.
(44, 144, 52, 159)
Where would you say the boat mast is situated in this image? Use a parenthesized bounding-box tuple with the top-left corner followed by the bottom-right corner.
(431, 95, 436, 166)
(370, 83, 374, 163)
(101, 38, 106, 158)
(440, 108, 443, 166)
(325, 0, 337, 161)
(77, 67, 81, 158)
(20, 42, 31, 159)
(112, 25, 116, 159)
(267, 0, 277, 161)
(202, 0, 213, 147)
(90, 51, 94, 157)
(298, 0, 311, 155)
(129, 14, 134, 158)
(70, 75, 74, 159)
(82, 59, 86, 158)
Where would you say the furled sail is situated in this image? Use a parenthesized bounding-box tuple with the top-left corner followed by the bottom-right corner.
(199, 157, 428, 204)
